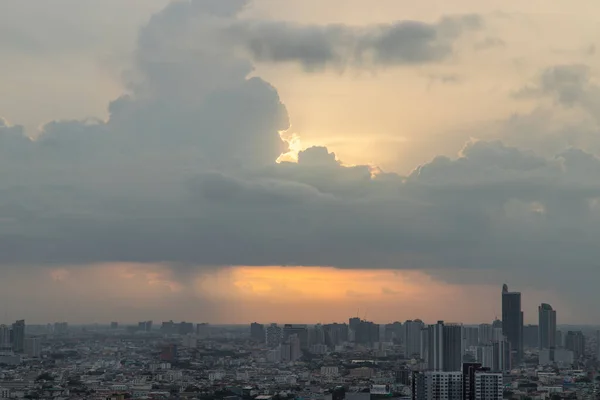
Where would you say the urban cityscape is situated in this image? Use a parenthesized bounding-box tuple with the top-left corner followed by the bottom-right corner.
(0, 284, 598, 399)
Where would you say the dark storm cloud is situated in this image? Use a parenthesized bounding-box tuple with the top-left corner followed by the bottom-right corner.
(228, 14, 482, 71)
(2, 0, 600, 298)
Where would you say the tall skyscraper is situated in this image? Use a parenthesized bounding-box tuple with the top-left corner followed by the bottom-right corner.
(538, 303, 556, 349)
(501, 284, 523, 364)
(404, 319, 424, 358)
(11, 320, 25, 354)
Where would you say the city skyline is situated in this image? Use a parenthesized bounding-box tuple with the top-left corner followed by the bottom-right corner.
(3, 0, 600, 324)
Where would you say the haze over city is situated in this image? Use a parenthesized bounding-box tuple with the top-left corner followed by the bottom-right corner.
(2, 0, 600, 325)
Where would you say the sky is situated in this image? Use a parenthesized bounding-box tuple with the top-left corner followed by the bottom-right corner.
(1, 0, 600, 325)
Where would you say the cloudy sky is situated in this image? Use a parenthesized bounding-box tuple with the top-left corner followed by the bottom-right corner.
(1, 0, 600, 325)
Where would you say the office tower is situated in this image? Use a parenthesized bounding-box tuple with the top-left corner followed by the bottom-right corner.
(24, 337, 41, 358)
(597, 331, 600, 360)
(464, 327, 479, 347)
(404, 319, 424, 358)
(565, 331, 585, 359)
(266, 324, 282, 348)
(538, 303, 556, 349)
(478, 324, 493, 345)
(501, 284, 523, 364)
(412, 371, 463, 400)
(11, 320, 25, 353)
(0, 325, 11, 352)
(349, 317, 361, 334)
(110, 322, 118, 329)
(250, 322, 265, 342)
(523, 325, 539, 349)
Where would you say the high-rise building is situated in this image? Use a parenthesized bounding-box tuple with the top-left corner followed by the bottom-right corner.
(178, 322, 194, 335)
(463, 363, 502, 400)
(478, 324, 493, 345)
(289, 334, 302, 361)
(283, 324, 309, 348)
(597, 330, 600, 360)
(443, 324, 464, 372)
(309, 324, 325, 346)
(464, 327, 479, 347)
(424, 321, 463, 372)
(196, 323, 210, 338)
(0, 325, 11, 352)
(556, 330, 563, 348)
(501, 284, 523, 364)
(420, 327, 429, 362)
(492, 339, 510, 372)
(53, 322, 68, 335)
(266, 324, 282, 348)
(11, 320, 25, 354)
(350, 320, 379, 345)
(523, 324, 539, 349)
(110, 322, 119, 330)
(24, 337, 41, 358)
(538, 303, 556, 350)
(412, 371, 463, 400)
(473, 371, 503, 400)
(250, 322, 265, 343)
(427, 322, 444, 371)
(565, 331, 585, 359)
(138, 321, 152, 332)
(323, 323, 348, 347)
(404, 319, 424, 358)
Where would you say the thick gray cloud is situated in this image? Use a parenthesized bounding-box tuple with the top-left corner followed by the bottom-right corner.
(227, 14, 482, 71)
(2, 0, 600, 305)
